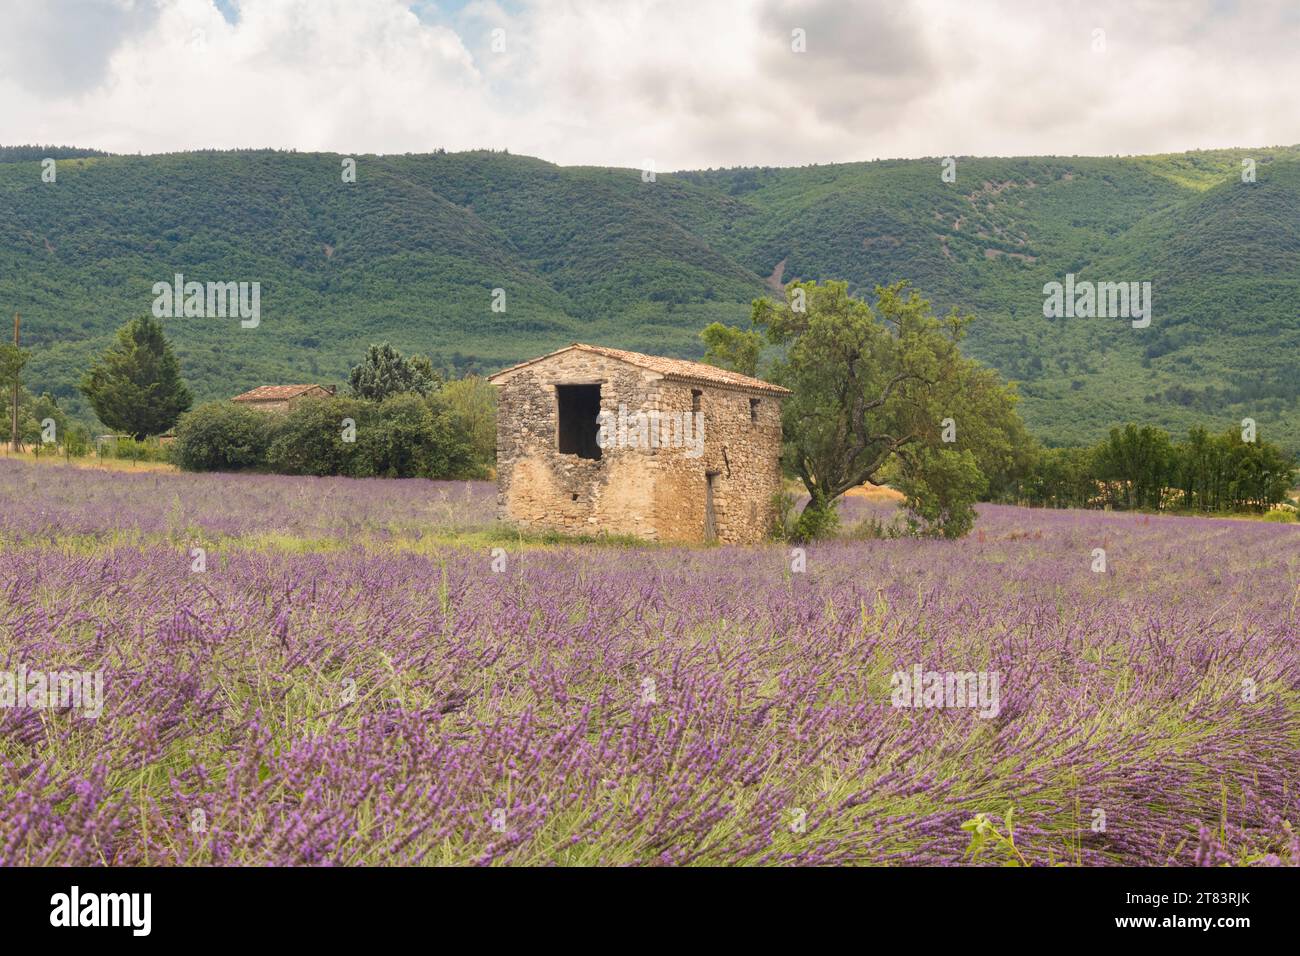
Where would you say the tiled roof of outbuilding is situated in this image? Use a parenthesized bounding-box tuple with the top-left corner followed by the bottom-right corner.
(232, 385, 330, 401)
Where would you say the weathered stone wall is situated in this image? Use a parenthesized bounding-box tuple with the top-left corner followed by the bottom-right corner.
(652, 381, 784, 543)
(495, 351, 665, 538)
(236, 399, 292, 413)
(235, 391, 331, 414)
(493, 350, 784, 544)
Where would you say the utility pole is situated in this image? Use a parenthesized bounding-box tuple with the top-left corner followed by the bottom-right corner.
(9, 313, 18, 453)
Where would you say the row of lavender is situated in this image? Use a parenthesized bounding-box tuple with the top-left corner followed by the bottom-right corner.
(1, 460, 1297, 864)
(0, 460, 496, 539)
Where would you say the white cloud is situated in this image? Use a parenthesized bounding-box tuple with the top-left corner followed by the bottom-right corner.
(0, 0, 1297, 167)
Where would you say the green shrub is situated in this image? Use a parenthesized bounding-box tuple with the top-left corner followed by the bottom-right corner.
(266, 396, 372, 477)
(263, 393, 482, 479)
(173, 401, 273, 472)
(895, 448, 987, 539)
(360, 392, 479, 479)
(97, 435, 171, 462)
(791, 490, 840, 542)
(440, 376, 496, 473)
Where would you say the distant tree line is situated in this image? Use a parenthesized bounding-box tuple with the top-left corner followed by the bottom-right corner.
(991, 423, 1295, 513)
(0, 145, 112, 162)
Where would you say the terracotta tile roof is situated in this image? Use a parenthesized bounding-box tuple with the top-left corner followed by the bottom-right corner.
(488, 343, 790, 396)
(232, 384, 331, 402)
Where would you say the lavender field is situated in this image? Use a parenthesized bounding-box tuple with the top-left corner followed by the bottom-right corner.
(1, 458, 1297, 866)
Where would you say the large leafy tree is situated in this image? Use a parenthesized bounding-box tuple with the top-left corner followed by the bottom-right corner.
(701, 322, 763, 377)
(80, 316, 192, 439)
(348, 343, 441, 401)
(741, 280, 1026, 536)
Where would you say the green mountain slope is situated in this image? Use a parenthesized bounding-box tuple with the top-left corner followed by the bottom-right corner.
(1, 145, 1297, 449)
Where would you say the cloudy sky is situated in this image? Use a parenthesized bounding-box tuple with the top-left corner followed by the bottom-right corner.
(1, 0, 1298, 170)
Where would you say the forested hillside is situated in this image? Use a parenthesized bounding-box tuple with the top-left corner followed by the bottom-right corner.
(2, 145, 1297, 449)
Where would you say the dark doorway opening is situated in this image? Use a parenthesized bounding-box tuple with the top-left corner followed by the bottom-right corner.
(556, 384, 602, 460)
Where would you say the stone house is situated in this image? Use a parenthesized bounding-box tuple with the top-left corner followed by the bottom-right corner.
(488, 343, 790, 544)
(231, 384, 336, 413)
